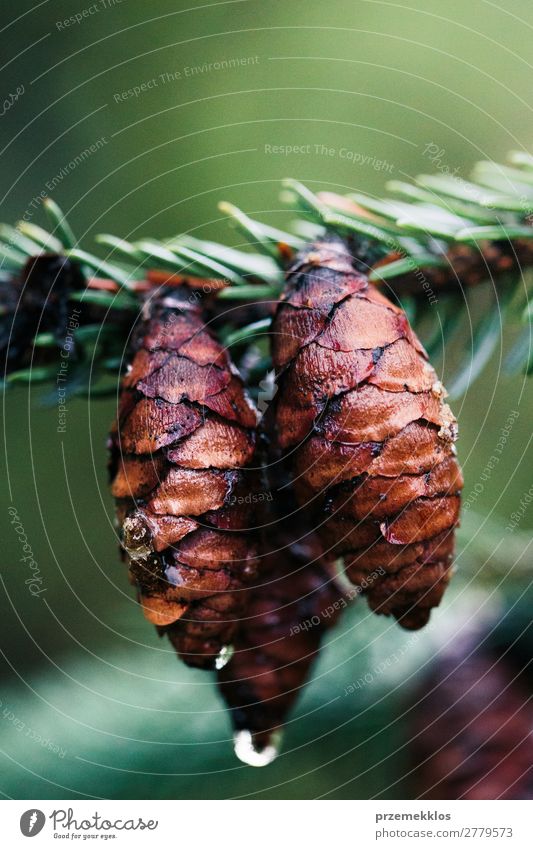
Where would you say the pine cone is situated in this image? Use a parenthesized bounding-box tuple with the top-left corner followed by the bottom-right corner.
(217, 537, 342, 764)
(411, 635, 533, 799)
(271, 236, 463, 629)
(110, 286, 260, 669)
(1, 254, 85, 373)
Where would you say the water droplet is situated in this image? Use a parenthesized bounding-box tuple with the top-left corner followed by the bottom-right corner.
(215, 644, 234, 670)
(431, 380, 444, 398)
(122, 514, 153, 558)
(233, 729, 282, 767)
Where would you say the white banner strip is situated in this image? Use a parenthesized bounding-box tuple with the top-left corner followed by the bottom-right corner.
(1, 799, 531, 847)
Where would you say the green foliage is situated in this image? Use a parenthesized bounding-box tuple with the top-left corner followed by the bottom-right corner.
(2, 151, 533, 395)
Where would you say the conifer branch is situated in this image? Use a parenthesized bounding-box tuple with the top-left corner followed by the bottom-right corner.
(2, 151, 533, 393)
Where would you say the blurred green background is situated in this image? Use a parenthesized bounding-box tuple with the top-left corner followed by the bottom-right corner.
(1, 0, 532, 799)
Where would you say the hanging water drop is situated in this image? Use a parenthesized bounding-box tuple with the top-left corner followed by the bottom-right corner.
(215, 644, 234, 670)
(233, 730, 282, 767)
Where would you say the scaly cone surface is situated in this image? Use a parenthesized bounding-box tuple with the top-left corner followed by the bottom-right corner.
(109, 285, 260, 669)
(217, 534, 342, 764)
(271, 236, 463, 629)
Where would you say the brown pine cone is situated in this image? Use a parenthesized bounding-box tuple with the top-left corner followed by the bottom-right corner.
(411, 635, 533, 799)
(109, 286, 260, 669)
(217, 537, 342, 765)
(271, 236, 463, 630)
(1, 254, 85, 373)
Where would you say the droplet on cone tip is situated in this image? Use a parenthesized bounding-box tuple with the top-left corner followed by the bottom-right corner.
(215, 644, 234, 670)
(233, 730, 282, 767)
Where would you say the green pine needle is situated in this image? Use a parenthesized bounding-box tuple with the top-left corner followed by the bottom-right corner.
(218, 201, 302, 257)
(369, 253, 445, 282)
(508, 150, 533, 170)
(414, 174, 525, 212)
(447, 281, 519, 398)
(222, 317, 272, 347)
(504, 324, 533, 375)
(16, 221, 64, 253)
(387, 180, 501, 224)
(216, 283, 282, 300)
(289, 219, 325, 240)
(0, 224, 43, 257)
(95, 234, 144, 264)
(456, 224, 533, 242)
(32, 332, 57, 348)
(67, 248, 136, 289)
(285, 182, 396, 246)
(43, 198, 77, 249)
(163, 242, 248, 286)
(69, 289, 137, 310)
(476, 160, 533, 188)
(167, 235, 282, 284)
(0, 241, 27, 270)
(423, 294, 465, 360)
(7, 365, 59, 384)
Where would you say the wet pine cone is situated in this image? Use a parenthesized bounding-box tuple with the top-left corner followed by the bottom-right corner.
(217, 535, 342, 764)
(109, 285, 260, 669)
(271, 236, 463, 630)
(411, 632, 533, 799)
